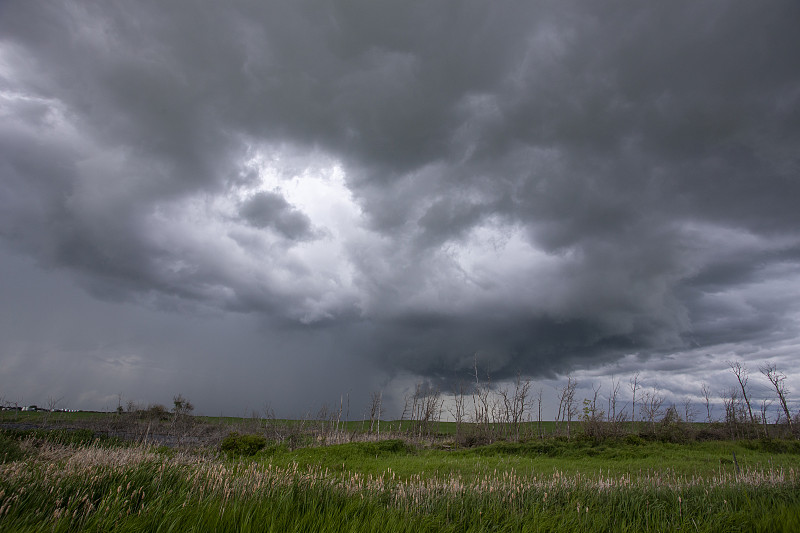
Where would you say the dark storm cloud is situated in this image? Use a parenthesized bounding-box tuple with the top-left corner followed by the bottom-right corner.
(2, 0, 800, 404)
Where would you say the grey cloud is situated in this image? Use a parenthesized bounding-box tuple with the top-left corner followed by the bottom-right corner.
(239, 192, 315, 240)
(1, 1, 800, 412)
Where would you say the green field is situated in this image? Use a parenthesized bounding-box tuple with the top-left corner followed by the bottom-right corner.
(1, 422, 799, 532)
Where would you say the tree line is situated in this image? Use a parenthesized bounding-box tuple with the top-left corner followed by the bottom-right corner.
(3, 361, 795, 448)
(387, 358, 798, 444)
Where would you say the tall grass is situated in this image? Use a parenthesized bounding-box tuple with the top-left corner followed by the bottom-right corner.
(1, 434, 799, 532)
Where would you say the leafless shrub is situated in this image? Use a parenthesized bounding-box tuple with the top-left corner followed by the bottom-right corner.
(657, 404, 692, 443)
(141, 403, 169, 421)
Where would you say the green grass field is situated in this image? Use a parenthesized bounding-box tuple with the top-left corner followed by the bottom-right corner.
(1, 424, 799, 532)
(260, 436, 800, 479)
(0, 410, 109, 423)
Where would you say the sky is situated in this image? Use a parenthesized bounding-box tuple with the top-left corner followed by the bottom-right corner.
(1, 1, 799, 419)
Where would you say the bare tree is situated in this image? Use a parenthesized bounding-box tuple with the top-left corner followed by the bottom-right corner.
(514, 375, 532, 441)
(336, 395, 344, 436)
(701, 382, 713, 423)
(471, 356, 492, 438)
(126, 400, 140, 413)
(759, 363, 793, 434)
(497, 383, 513, 438)
(682, 397, 696, 424)
(760, 398, 773, 438)
(44, 396, 64, 424)
(325, 392, 350, 442)
(566, 379, 580, 438)
(448, 381, 467, 442)
(582, 384, 605, 439)
(629, 372, 641, 430)
(721, 387, 743, 439)
(316, 403, 332, 438)
(407, 391, 417, 437)
(345, 392, 350, 434)
(171, 394, 195, 445)
(262, 403, 279, 441)
(606, 376, 627, 437)
(728, 361, 757, 433)
(172, 394, 194, 417)
(498, 372, 531, 441)
(640, 384, 665, 434)
(607, 376, 621, 423)
(535, 387, 544, 439)
(556, 376, 578, 438)
(405, 382, 442, 440)
(376, 391, 383, 436)
(368, 391, 383, 435)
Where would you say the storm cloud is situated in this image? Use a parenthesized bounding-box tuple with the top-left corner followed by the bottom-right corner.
(1, 1, 799, 414)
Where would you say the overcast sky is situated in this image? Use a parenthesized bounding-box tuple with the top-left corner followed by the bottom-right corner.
(1, 1, 799, 418)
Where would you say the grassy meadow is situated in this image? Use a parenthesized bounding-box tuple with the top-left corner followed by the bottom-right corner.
(1, 413, 799, 532)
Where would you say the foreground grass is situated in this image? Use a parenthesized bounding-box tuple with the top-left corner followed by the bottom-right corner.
(1, 434, 799, 532)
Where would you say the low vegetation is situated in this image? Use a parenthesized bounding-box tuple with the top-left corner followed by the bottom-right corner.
(1, 360, 798, 530)
(1, 424, 799, 532)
